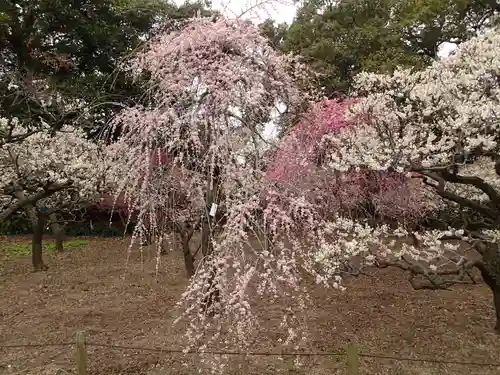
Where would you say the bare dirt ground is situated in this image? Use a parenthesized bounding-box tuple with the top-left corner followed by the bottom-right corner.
(0, 236, 499, 375)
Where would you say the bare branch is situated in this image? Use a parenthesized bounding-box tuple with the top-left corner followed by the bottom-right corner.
(0, 182, 73, 224)
(440, 168, 500, 208)
(417, 170, 499, 219)
(378, 256, 481, 290)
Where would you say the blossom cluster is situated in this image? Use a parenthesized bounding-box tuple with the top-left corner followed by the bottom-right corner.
(327, 27, 500, 174)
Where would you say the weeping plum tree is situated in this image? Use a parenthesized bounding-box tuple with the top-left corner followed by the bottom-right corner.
(106, 16, 363, 361)
(0, 118, 109, 270)
(316, 27, 500, 332)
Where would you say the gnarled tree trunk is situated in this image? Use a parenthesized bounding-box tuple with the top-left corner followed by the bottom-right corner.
(493, 285, 500, 333)
(173, 226, 196, 278)
(481, 273, 500, 333)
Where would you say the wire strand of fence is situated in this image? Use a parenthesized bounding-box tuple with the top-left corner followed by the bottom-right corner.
(2, 341, 500, 368)
(357, 353, 500, 367)
(0, 343, 74, 348)
(86, 342, 344, 356)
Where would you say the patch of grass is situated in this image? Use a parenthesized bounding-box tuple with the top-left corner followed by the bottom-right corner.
(0, 239, 89, 258)
(46, 239, 89, 251)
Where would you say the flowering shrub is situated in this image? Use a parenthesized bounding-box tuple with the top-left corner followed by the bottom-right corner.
(266, 99, 355, 183)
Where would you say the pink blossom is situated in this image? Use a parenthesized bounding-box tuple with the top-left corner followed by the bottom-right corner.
(267, 99, 355, 182)
(267, 98, 434, 224)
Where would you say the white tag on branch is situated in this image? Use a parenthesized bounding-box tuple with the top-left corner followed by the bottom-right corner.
(209, 203, 218, 217)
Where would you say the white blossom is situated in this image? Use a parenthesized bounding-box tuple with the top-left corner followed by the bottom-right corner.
(1, 120, 110, 215)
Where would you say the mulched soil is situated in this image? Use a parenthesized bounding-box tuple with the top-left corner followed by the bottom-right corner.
(0, 236, 498, 375)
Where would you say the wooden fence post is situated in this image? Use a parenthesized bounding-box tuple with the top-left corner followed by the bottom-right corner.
(76, 331, 87, 375)
(346, 342, 360, 375)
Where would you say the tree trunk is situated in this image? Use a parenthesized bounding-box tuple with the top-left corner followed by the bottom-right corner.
(13, 190, 48, 271)
(201, 265, 220, 316)
(173, 226, 197, 278)
(141, 228, 153, 246)
(49, 213, 64, 252)
(476, 243, 500, 333)
(32, 213, 48, 272)
(200, 176, 220, 315)
(182, 238, 195, 278)
(160, 236, 168, 255)
(201, 170, 220, 257)
(201, 211, 212, 258)
(117, 211, 127, 234)
(493, 285, 500, 333)
(481, 274, 500, 334)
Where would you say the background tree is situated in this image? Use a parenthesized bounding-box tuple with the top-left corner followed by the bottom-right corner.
(0, 0, 216, 237)
(260, 0, 500, 97)
(0, 0, 215, 133)
(0, 118, 110, 270)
